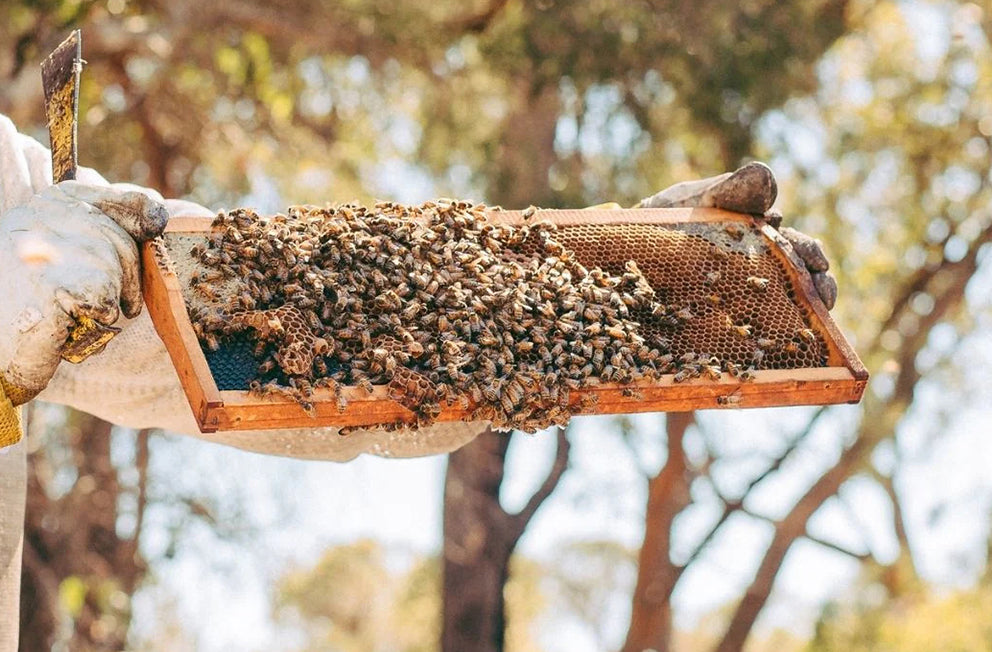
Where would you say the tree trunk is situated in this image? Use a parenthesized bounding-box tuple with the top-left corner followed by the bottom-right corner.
(20, 411, 149, 652)
(622, 413, 695, 652)
(441, 77, 563, 652)
(442, 430, 515, 652)
(441, 427, 570, 652)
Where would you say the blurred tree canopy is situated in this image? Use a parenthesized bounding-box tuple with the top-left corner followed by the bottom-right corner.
(4, 0, 992, 650)
(1, 0, 847, 207)
(272, 540, 545, 652)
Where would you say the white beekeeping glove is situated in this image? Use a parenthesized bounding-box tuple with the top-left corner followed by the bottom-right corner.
(638, 162, 838, 309)
(0, 181, 169, 419)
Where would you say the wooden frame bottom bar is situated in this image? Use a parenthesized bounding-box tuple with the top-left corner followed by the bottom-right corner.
(194, 368, 864, 432)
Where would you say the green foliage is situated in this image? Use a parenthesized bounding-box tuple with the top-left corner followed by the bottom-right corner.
(1, 0, 849, 206)
(808, 580, 992, 652)
(771, 0, 992, 352)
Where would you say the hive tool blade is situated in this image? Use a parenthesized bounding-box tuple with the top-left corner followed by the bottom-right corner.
(42, 30, 122, 362)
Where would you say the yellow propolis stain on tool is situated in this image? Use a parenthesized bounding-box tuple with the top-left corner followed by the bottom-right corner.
(46, 78, 78, 182)
(61, 315, 119, 364)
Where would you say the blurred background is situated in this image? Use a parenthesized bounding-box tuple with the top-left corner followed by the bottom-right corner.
(2, 0, 992, 650)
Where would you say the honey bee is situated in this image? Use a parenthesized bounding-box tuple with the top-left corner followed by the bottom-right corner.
(199, 269, 226, 283)
(723, 222, 745, 239)
(798, 328, 817, 343)
(401, 302, 423, 321)
(605, 325, 626, 340)
(708, 245, 730, 260)
(248, 379, 263, 396)
(583, 323, 602, 336)
(499, 391, 516, 414)
(747, 276, 770, 292)
(239, 292, 256, 309)
(481, 381, 501, 403)
(291, 377, 314, 398)
(704, 294, 722, 307)
(702, 364, 722, 381)
(733, 324, 753, 338)
(194, 283, 220, 300)
(583, 306, 602, 321)
(717, 390, 743, 406)
(621, 387, 645, 400)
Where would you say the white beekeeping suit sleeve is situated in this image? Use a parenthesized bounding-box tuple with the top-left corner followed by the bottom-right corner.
(0, 446, 23, 652)
(0, 113, 488, 650)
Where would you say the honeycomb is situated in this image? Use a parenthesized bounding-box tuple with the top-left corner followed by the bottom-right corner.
(162, 201, 827, 433)
(544, 222, 827, 371)
(227, 305, 329, 376)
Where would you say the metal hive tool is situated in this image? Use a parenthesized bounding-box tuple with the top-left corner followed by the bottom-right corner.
(142, 206, 867, 433)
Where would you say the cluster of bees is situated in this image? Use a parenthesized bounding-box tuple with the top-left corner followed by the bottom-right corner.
(185, 200, 787, 432)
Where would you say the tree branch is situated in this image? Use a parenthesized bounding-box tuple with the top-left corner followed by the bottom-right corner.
(728, 500, 871, 563)
(621, 412, 695, 652)
(868, 466, 916, 577)
(448, 0, 512, 33)
(20, 537, 63, 628)
(712, 222, 992, 652)
(132, 429, 152, 549)
(673, 408, 827, 587)
(508, 427, 570, 540)
(834, 487, 881, 562)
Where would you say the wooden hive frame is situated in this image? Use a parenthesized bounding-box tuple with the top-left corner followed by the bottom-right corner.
(141, 207, 868, 433)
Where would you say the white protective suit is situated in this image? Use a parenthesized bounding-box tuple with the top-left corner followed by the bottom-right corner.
(0, 114, 487, 648)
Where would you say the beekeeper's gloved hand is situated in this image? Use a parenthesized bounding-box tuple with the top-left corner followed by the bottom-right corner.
(0, 181, 169, 409)
(637, 161, 838, 310)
